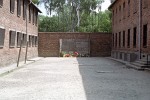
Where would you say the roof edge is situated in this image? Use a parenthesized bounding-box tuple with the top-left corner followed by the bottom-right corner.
(29, 1, 42, 13)
(108, 0, 118, 10)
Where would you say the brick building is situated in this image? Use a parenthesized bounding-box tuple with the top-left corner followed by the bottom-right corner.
(109, 0, 150, 63)
(0, 0, 41, 67)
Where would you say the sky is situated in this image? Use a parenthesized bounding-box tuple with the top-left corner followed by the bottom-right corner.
(38, 0, 111, 16)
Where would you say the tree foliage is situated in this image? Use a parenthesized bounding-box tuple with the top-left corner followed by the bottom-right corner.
(38, 10, 112, 32)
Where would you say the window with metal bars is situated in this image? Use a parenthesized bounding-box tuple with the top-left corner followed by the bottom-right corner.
(0, 28, 5, 48)
(9, 31, 16, 48)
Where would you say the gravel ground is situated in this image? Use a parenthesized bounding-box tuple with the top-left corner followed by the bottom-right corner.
(0, 57, 150, 100)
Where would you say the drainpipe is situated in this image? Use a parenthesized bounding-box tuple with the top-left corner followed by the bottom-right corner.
(138, 0, 142, 60)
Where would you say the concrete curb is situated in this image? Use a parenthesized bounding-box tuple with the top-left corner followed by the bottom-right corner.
(0, 57, 43, 77)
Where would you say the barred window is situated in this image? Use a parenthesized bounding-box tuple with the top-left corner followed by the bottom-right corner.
(0, 28, 5, 48)
(143, 24, 148, 48)
(123, 31, 125, 47)
(23, 0, 27, 20)
(29, 5, 31, 22)
(35, 36, 38, 47)
(22, 34, 27, 47)
(9, 31, 16, 48)
(29, 35, 32, 47)
(32, 36, 35, 47)
(127, 29, 130, 48)
(133, 27, 137, 48)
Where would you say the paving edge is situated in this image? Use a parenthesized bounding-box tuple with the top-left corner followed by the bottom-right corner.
(0, 57, 43, 77)
(107, 57, 150, 72)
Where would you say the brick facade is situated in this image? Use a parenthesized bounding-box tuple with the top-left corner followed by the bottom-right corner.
(38, 32, 112, 57)
(109, 0, 150, 62)
(0, 0, 41, 67)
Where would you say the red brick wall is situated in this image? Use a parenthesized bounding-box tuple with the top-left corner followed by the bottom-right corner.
(0, 0, 39, 67)
(111, 0, 150, 60)
(38, 32, 112, 57)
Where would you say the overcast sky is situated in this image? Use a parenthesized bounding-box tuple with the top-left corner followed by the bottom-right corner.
(38, 0, 111, 15)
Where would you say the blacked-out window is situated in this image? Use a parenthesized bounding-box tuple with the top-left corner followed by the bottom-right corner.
(23, 0, 27, 20)
(32, 36, 35, 47)
(0, 28, 5, 48)
(35, 36, 38, 47)
(35, 11, 38, 26)
(133, 27, 137, 48)
(128, 0, 130, 16)
(143, 24, 148, 48)
(123, 31, 125, 47)
(29, 35, 32, 47)
(9, 31, 16, 48)
(0, 0, 3, 7)
(127, 29, 130, 47)
(10, 0, 15, 13)
(22, 34, 27, 47)
(133, 0, 137, 13)
(17, 32, 22, 47)
(143, 0, 148, 9)
(29, 5, 31, 22)
(17, 0, 21, 16)
(33, 8, 35, 25)
(119, 32, 121, 48)
(115, 33, 117, 47)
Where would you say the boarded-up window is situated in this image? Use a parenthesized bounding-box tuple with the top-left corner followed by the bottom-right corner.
(17, 0, 21, 16)
(0, 0, 3, 7)
(0, 28, 5, 47)
(10, 0, 15, 13)
(23, 0, 27, 20)
(9, 31, 16, 47)
(17, 32, 22, 47)
(22, 34, 27, 47)
(29, 35, 32, 47)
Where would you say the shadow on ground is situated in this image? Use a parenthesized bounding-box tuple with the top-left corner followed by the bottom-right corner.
(76, 57, 150, 100)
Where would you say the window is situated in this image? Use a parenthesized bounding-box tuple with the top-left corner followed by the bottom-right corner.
(119, 5, 121, 21)
(35, 36, 38, 47)
(10, 0, 15, 13)
(133, 27, 137, 48)
(34, 10, 38, 26)
(32, 8, 35, 25)
(0, 28, 5, 48)
(123, 31, 125, 47)
(133, 0, 137, 14)
(0, 0, 3, 7)
(32, 36, 35, 47)
(128, 0, 130, 16)
(115, 33, 117, 47)
(143, 0, 148, 9)
(119, 32, 121, 48)
(9, 31, 16, 48)
(29, 5, 31, 22)
(22, 34, 27, 47)
(23, 0, 27, 20)
(17, 0, 21, 16)
(123, 2, 125, 19)
(143, 24, 148, 48)
(127, 29, 130, 47)
(17, 32, 22, 47)
(29, 35, 32, 47)
(112, 34, 114, 47)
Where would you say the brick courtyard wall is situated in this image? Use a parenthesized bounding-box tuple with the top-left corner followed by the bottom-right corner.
(0, 0, 40, 67)
(110, 0, 150, 61)
(38, 32, 112, 57)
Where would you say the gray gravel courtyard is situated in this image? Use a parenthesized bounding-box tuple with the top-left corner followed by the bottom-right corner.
(0, 57, 150, 100)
